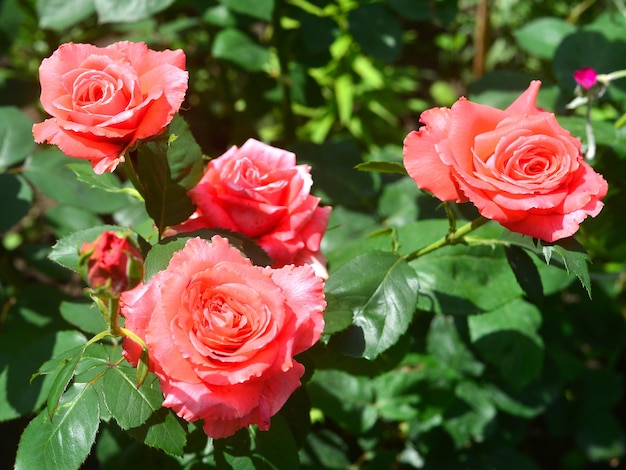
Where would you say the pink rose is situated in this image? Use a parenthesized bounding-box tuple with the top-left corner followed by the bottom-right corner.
(403, 80, 608, 242)
(33, 41, 188, 174)
(169, 138, 331, 277)
(79, 231, 144, 296)
(120, 236, 326, 438)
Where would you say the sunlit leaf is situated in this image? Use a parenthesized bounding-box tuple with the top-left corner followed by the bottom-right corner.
(15, 383, 100, 470)
(324, 251, 419, 359)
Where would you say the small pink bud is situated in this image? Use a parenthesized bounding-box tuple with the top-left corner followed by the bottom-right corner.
(573, 67, 598, 90)
(79, 231, 144, 296)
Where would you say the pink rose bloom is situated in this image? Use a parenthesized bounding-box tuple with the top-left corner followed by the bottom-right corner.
(403, 80, 607, 242)
(33, 41, 188, 174)
(169, 138, 331, 277)
(573, 67, 598, 89)
(120, 236, 326, 438)
(79, 231, 144, 296)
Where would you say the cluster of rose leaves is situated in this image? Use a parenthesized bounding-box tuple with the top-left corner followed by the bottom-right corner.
(32, 41, 608, 439)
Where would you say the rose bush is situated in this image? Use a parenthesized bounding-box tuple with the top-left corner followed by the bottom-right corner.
(32, 41, 188, 174)
(168, 138, 331, 276)
(120, 235, 326, 439)
(402, 80, 608, 242)
(78, 231, 144, 296)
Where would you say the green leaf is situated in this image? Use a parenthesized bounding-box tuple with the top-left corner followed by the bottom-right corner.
(127, 407, 187, 456)
(504, 245, 543, 305)
(0, 174, 32, 232)
(135, 115, 203, 233)
(94, 0, 175, 23)
(426, 315, 484, 378)
(67, 162, 141, 199)
(299, 428, 351, 469)
(373, 368, 421, 421)
(412, 246, 524, 315)
(324, 251, 419, 359)
(0, 106, 34, 169)
(46, 205, 103, 238)
(514, 17, 576, 59)
(542, 238, 591, 297)
(308, 369, 377, 434)
(377, 177, 422, 227)
(220, 0, 274, 20)
(486, 383, 548, 419)
(0, 330, 86, 421)
(46, 346, 86, 418)
(443, 380, 496, 448)
(102, 366, 163, 430)
(335, 73, 354, 125)
(468, 298, 544, 389)
(253, 415, 300, 469)
(36, 0, 95, 30)
(24, 149, 130, 213)
(354, 161, 408, 175)
(348, 4, 403, 62)
(59, 301, 107, 335)
(15, 383, 100, 470)
(212, 29, 270, 72)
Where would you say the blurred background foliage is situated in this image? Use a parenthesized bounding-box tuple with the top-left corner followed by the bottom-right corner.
(2, 0, 626, 468)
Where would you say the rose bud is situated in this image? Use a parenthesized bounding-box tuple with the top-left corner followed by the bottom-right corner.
(79, 231, 144, 296)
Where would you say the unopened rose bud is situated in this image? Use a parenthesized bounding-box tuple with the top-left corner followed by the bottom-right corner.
(574, 67, 598, 89)
(79, 231, 144, 296)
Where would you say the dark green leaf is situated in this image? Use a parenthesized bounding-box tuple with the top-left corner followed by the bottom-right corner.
(135, 115, 203, 233)
(373, 368, 421, 421)
(252, 415, 300, 469)
(212, 29, 270, 72)
(308, 369, 377, 434)
(204, 5, 237, 27)
(46, 205, 103, 238)
(300, 428, 351, 469)
(443, 380, 496, 448)
(94, 0, 175, 23)
(220, 0, 274, 20)
(514, 17, 576, 59)
(0, 331, 86, 421)
(348, 4, 403, 62)
(127, 407, 187, 456)
(468, 298, 544, 389)
(15, 383, 100, 470)
(0, 106, 34, 169)
(504, 245, 543, 305)
(324, 251, 419, 359)
(426, 315, 484, 378)
(36, 0, 95, 30)
(354, 161, 408, 175)
(102, 367, 163, 430)
(0, 174, 32, 232)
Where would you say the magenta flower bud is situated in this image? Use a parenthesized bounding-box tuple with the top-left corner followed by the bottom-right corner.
(573, 67, 598, 89)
